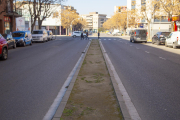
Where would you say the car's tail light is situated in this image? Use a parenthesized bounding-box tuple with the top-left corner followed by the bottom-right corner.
(177, 37, 178, 41)
(134, 32, 136, 36)
(160, 35, 164, 37)
(147, 32, 148, 35)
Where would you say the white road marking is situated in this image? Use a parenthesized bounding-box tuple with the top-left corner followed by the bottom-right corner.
(43, 41, 91, 120)
(159, 57, 166, 60)
(99, 41, 141, 120)
(145, 51, 150, 53)
(104, 39, 106, 40)
(108, 39, 111, 40)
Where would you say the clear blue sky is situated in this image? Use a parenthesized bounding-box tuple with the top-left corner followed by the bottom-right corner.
(62, 0, 127, 17)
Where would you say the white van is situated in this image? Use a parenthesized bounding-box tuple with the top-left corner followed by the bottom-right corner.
(32, 29, 48, 42)
(165, 31, 180, 49)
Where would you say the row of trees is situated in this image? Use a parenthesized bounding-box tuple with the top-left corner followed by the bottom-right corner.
(103, 0, 180, 39)
(60, 9, 87, 35)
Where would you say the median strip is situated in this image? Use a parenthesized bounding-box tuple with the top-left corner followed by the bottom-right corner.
(59, 39, 123, 120)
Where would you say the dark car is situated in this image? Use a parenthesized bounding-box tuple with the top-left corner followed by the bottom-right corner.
(152, 32, 171, 45)
(0, 34, 8, 60)
(2, 34, 16, 49)
(130, 29, 147, 43)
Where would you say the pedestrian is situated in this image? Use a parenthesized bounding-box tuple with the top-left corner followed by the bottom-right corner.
(81, 32, 84, 40)
(98, 32, 100, 39)
(86, 32, 89, 40)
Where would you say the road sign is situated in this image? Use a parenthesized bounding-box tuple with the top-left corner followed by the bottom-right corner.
(136, 18, 140, 23)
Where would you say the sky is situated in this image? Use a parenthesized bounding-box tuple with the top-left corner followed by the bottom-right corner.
(62, 0, 127, 17)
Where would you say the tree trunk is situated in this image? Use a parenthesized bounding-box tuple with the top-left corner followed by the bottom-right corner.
(148, 21, 151, 40)
(171, 21, 174, 32)
(38, 17, 43, 30)
(66, 28, 67, 36)
(31, 17, 36, 33)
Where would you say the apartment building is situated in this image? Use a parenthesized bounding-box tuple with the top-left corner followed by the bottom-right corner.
(127, 0, 171, 37)
(80, 12, 107, 33)
(0, 0, 22, 34)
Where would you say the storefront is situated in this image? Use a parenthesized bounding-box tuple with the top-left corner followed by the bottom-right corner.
(4, 16, 12, 34)
(171, 15, 180, 31)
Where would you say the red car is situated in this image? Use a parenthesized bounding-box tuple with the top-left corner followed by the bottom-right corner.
(0, 34, 8, 60)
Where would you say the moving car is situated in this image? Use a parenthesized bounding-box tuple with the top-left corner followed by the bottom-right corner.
(47, 30, 54, 40)
(113, 32, 122, 36)
(130, 29, 147, 43)
(152, 32, 170, 45)
(2, 34, 16, 49)
(32, 29, 48, 42)
(71, 31, 86, 38)
(165, 31, 180, 49)
(12, 31, 32, 47)
(0, 34, 8, 60)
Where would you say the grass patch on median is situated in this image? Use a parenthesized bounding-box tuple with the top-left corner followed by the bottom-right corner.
(61, 40, 123, 120)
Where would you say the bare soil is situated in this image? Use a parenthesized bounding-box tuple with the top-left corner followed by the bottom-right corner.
(61, 40, 123, 120)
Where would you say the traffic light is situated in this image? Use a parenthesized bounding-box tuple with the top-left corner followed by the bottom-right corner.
(118, 7, 121, 12)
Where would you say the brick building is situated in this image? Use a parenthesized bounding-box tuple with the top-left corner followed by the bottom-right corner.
(0, 0, 22, 34)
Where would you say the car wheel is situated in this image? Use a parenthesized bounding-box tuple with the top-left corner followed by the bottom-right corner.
(130, 39, 132, 42)
(165, 42, 168, 47)
(13, 43, 16, 49)
(23, 41, 26, 47)
(1, 48, 8, 60)
(145, 41, 147, 43)
(173, 43, 177, 49)
(30, 40, 32, 45)
(73, 35, 76, 38)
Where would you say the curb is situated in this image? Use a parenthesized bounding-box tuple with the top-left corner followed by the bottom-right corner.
(99, 40, 132, 120)
(51, 40, 92, 120)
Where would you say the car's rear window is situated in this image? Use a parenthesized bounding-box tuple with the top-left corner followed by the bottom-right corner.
(161, 32, 171, 37)
(12, 33, 24, 37)
(135, 30, 147, 35)
(32, 31, 43, 34)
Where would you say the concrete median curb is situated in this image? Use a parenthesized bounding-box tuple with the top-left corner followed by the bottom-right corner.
(51, 40, 92, 120)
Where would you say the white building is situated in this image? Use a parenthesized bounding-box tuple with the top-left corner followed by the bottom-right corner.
(20, 3, 68, 35)
(127, 0, 171, 37)
(80, 12, 108, 33)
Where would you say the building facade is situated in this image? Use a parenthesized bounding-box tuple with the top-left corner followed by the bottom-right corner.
(81, 12, 107, 33)
(127, 0, 171, 37)
(0, 0, 22, 34)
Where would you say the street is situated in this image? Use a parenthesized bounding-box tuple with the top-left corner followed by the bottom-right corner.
(0, 36, 89, 120)
(1, 34, 180, 120)
(99, 33, 180, 120)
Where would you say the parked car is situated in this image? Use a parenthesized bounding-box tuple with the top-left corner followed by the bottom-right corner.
(12, 31, 32, 47)
(47, 30, 54, 40)
(32, 29, 48, 42)
(152, 32, 171, 45)
(130, 29, 147, 43)
(71, 31, 86, 38)
(165, 31, 180, 49)
(0, 34, 8, 60)
(2, 34, 16, 49)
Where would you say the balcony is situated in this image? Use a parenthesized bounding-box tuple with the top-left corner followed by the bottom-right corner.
(5, 7, 22, 17)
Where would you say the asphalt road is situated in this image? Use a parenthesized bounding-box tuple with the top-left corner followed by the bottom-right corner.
(0, 36, 89, 120)
(100, 33, 180, 120)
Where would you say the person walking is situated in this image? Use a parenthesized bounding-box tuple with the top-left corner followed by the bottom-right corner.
(98, 32, 100, 39)
(86, 32, 89, 40)
(81, 32, 84, 40)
